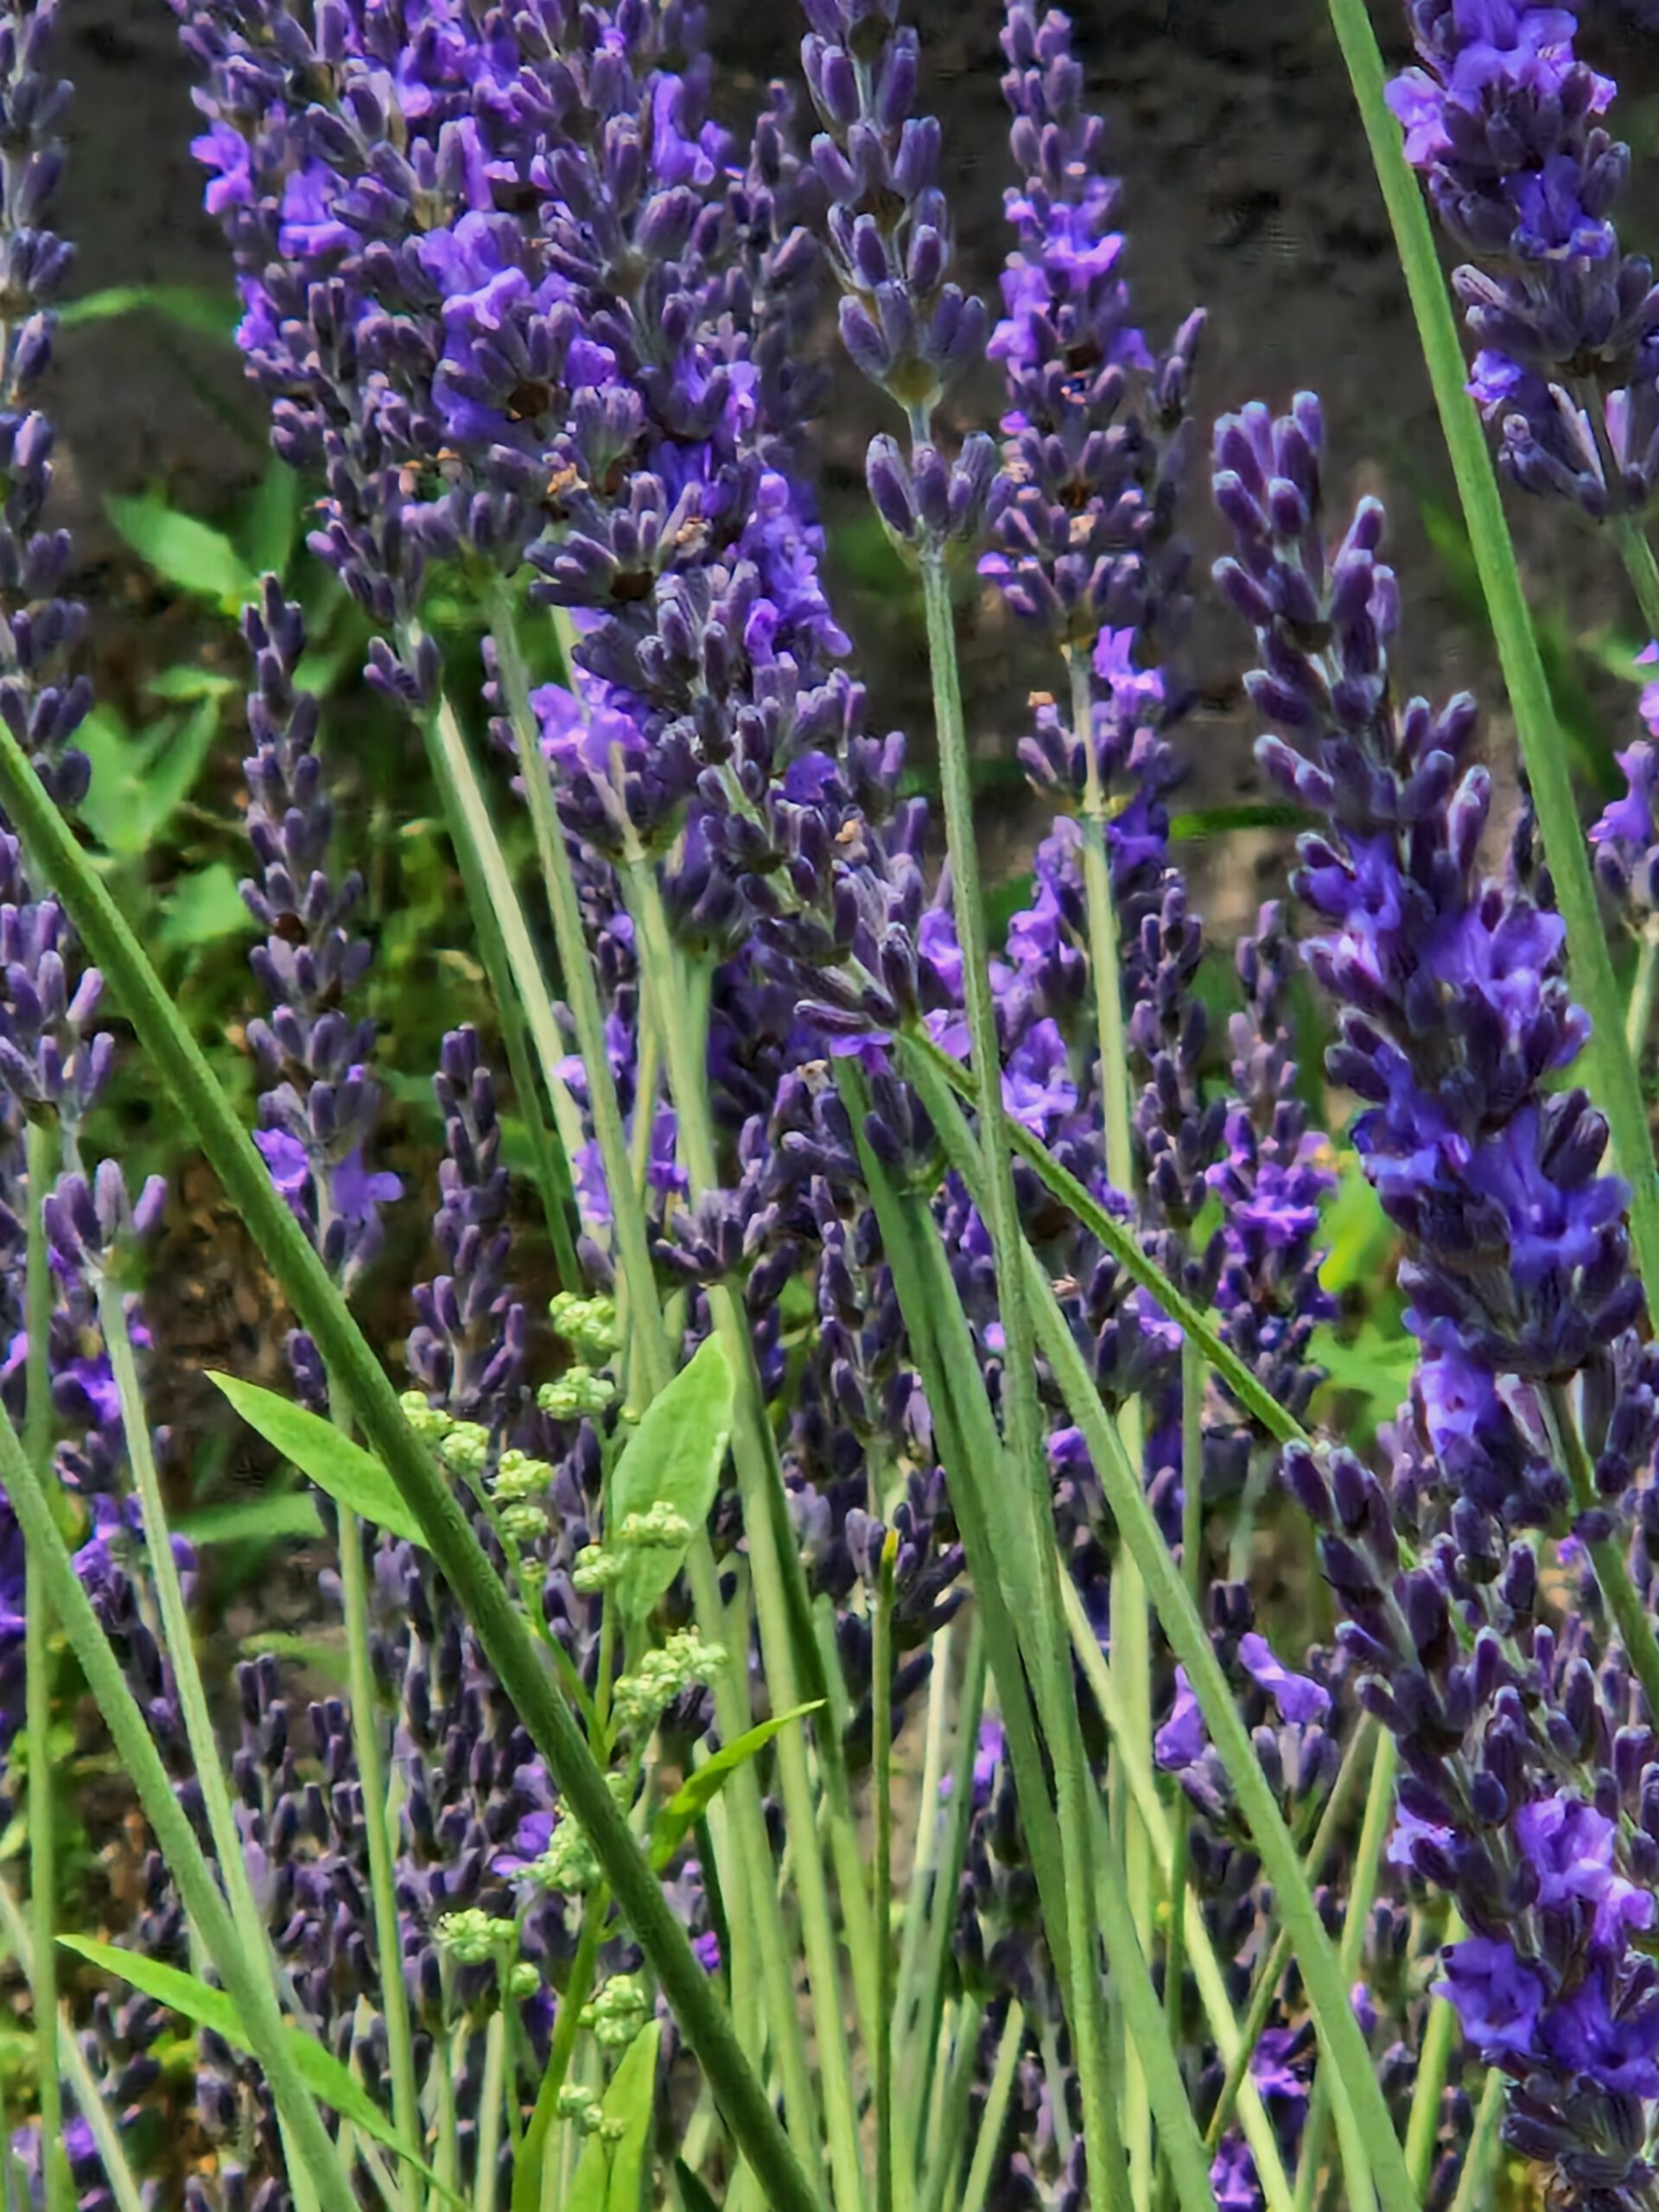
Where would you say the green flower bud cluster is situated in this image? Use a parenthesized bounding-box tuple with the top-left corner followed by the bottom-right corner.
(499, 1501, 550, 1543)
(549, 1291, 620, 1362)
(435, 1909, 518, 1967)
(556, 2087, 628, 2141)
(518, 1815, 601, 1896)
(618, 1502, 690, 1550)
(397, 1390, 454, 1443)
(572, 1543, 626, 1595)
(437, 1421, 492, 1476)
(611, 1630, 725, 1736)
(581, 1973, 649, 2050)
(493, 1447, 556, 1503)
(537, 1369, 617, 1421)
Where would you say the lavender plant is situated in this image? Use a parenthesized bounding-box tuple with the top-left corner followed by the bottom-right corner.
(12, 0, 1659, 2209)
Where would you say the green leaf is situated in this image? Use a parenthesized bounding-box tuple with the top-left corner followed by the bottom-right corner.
(60, 285, 238, 340)
(1317, 1153, 1396, 1296)
(566, 2022, 662, 2212)
(1307, 1320, 1417, 1439)
(676, 2160, 722, 2212)
(105, 493, 257, 613)
(158, 863, 257, 953)
(237, 1630, 348, 1681)
(207, 1374, 428, 1547)
(175, 1494, 324, 1546)
(609, 1337, 733, 1624)
(1168, 801, 1307, 841)
(77, 699, 223, 858)
(649, 1702, 823, 1871)
(243, 460, 301, 578)
(57, 1937, 462, 2204)
(145, 667, 238, 703)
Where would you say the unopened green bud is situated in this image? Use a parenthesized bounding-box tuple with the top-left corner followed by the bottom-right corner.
(493, 1448, 555, 1503)
(611, 1630, 725, 1736)
(537, 1369, 617, 1421)
(435, 1909, 514, 1966)
(499, 1502, 550, 1544)
(549, 1291, 620, 1361)
(618, 1502, 690, 1550)
(399, 1390, 454, 1443)
(437, 1421, 491, 1475)
(572, 1544, 626, 1595)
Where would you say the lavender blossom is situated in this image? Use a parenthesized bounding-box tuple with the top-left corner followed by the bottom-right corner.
(1388, 0, 1659, 509)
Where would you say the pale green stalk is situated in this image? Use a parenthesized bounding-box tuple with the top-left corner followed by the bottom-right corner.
(957, 2001, 1026, 2212)
(1066, 642, 1154, 2212)
(98, 1278, 274, 1974)
(0, 1875, 146, 2212)
(1156, 1338, 1205, 2212)
(1063, 1579, 1292, 2212)
(874, 1533, 898, 2212)
(1290, 1733, 1395, 2212)
(487, 597, 823, 2162)
(917, 1998, 984, 2212)
(1326, 0, 1659, 1310)
(0, 1402, 360, 2212)
(22, 1119, 67, 2212)
(474, 2003, 508, 2212)
(1402, 1910, 1465, 2200)
(330, 1489, 421, 2205)
(1611, 509, 1659, 642)
(1628, 923, 1659, 1061)
(917, 550, 1121, 2212)
(898, 1622, 985, 2190)
(1448, 2072, 1505, 2212)
(397, 653, 580, 1282)
(626, 865, 866, 2212)
(1022, 1255, 1417, 2212)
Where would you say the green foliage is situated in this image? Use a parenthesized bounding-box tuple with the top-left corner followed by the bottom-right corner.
(608, 1336, 734, 1624)
(565, 2022, 664, 2212)
(649, 1702, 823, 1871)
(207, 1375, 429, 1547)
(104, 494, 258, 615)
(77, 699, 223, 860)
(56, 1938, 460, 2202)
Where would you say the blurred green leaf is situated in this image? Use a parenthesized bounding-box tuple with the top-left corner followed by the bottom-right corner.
(145, 667, 238, 703)
(60, 285, 238, 340)
(984, 869, 1034, 944)
(243, 460, 301, 578)
(175, 1494, 323, 1546)
(78, 698, 221, 858)
(1308, 1319, 1417, 1440)
(158, 863, 257, 953)
(237, 1630, 348, 1679)
(1318, 1153, 1396, 1295)
(105, 492, 257, 613)
(1169, 802, 1306, 840)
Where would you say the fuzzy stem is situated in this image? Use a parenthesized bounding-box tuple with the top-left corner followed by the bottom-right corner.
(520, 1885, 607, 2212)
(22, 1119, 67, 2212)
(0, 1402, 360, 2212)
(918, 550, 1122, 2210)
(474, 1999, 508, 2212)
(1629, 921, 1659, 1062)
(1448, 2070, 1504, 2212)
(0, 719, 827, 2212)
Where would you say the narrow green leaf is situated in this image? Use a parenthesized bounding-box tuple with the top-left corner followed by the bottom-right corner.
(244, 461, 301, 578)
(649, 1702, 823, 1870)
(1167, 801, 1306, 840)
(207, 1374, 428, 1547)
(676, 2159, 722, 2212)
(57, 1937, 461, 2204)
(105, 493, 257, 612)
(609, 1336, 733, 1623)
(175, 1493, 324, 1546)
(566, 2022, 662, 2212)
(145, 668, 238, 703)
(60, 284, 237, 339)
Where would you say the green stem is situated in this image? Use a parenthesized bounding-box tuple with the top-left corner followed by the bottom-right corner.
(331, 1482, 423, 2198)
(1070, 645, 1154, 2212)
(1157, 1338, 1205, 2212)
(1448, 2070, 1505, 2212)
(486, 588, 671, 1401)
(1402, 1911, 1464, 2201)
(407, 671, 579, 1286)
(1326, 0, 1659, 1304)
(1552, 1382, 1659, 1727)
(628, 869, 865, 2212)
(908, 1033, 1306, 1447)
(22, 1120, 67, 2212)
(1201, 1721, 1378, 2155)
(957, 2002, 1026, 2212)
(874, 1532, 898, 2212)
(1629, 921, 1659, 1063)
(519, 1887, 608, 2212)
(1289, 1732, 1395, 2212)
(0, 1874, 148, 2212)
(0, 1404, 360, 2212)
(0, 712, 828, 2212)
(917, 1999, 985, 2212)
(918, 549, 1122, 2212)
(1611, 512, 1659, 643)
(475, 2002, 508, 2212)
